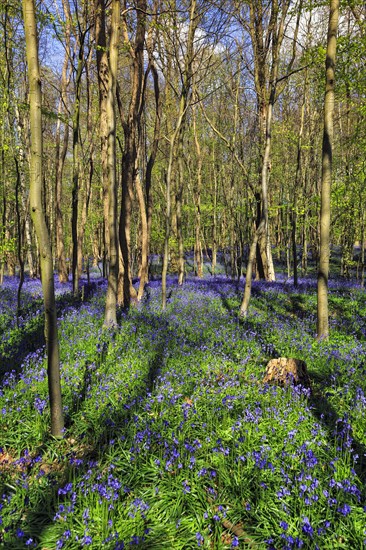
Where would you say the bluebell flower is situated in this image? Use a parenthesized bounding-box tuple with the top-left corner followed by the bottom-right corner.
(302, 517, 313, 537)
(338, 503, 351, 516)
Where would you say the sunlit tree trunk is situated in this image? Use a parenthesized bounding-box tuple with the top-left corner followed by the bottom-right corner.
(55, 106, 69, 283)
(292, 68, 308, 288)
(76, 39, 95, 285)
(95, 0, 110, 278)
(103, 0, 120, 325)
(136, 172, 148, 301)
(71, 33, 84, 296)
(162, 0, 198, 301)
(176, 157, 185, 285)
(211, 145, 218, 275)
(361, 208, 365, 289)
(192, 101, 203, 278)
(239, 0, 301, 316)
(240, 223, 262, 317)
(144, 39, 161, 284)
(22, 0, 64, 437)
(55, 30, 70, 284)
(317, 0, 339, 340)
(13, 102, 35, 279)
(15, 157, 24, 326)
(118, 0, 146, 308)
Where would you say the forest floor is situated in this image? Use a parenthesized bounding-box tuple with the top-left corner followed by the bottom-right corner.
(0, 270, 365, 549)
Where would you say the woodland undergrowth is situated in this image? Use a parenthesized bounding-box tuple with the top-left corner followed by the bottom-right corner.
(0, 273, 365, 549)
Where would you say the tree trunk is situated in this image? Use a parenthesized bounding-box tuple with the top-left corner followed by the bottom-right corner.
(240, 222, 263, 317)
(55, 104, 69, 283)
(95, 0, 110, 276)
(118, 0, 147, 308)
(162, 168, 171, 309)
(77, 44, 95, 286)
(71, 39, 84, 296)
(22, 0, 64, 437)
(120, 135, 136, 308)
(361, 208, 365, 289)
(144, 39, 162, 282)
(15, 157, 25, 327)
(176, 158, 185, 285)
(103, 0, 120, 325)
(317, 0, 339, 340)
(162, 0, 198, 297)
(54, 3, 71, 284)
(192, 103, 203, 278)
(292, 76, 307, 288)
(211, 146, 218, 275)
(136, 172, 148, 301)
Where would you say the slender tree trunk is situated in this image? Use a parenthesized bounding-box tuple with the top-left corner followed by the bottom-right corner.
(15, 157, 24, 327)
(77, 48, 94, 285)
(103, 0, 120, 325)
(0, 148, 5, 284)
(211, 146, 218, 275)
(193, 103, 203, 277)
(260, 92, 276, 282)
(317, 0, 339, 340)
(162, 168, 171, 309)
(162, 0, 198, 298)
(144, 41, 161, 282)
(71, 40, 84, 296)
(120, 136, 136, 307)
(22, 0, 64, 437)
(95, 0, 110, 276)
(55, 106, 69, 283)
(136, 172, 148, 300)
(292, 77, 307, 287)
(361, 207, 365, 289)
(162, 100, 189, 307)
(55, 6, 71, 284)
(176, 158, 185, 284)
(240, 222, 264, 317)
(118, 0, 146, 308)
(240, 98, 275, 315)
(13, 104, 35, 278)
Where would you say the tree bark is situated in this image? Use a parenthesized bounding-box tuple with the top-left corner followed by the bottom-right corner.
(317, 0, 339, 340)
(102, 0, 120, 325)
(95, 0, 110, 276)
(22, 0, 64, 437)
(193, 101, 203, 278)
(118, 0, 147, 308)
(162, 0, 198, 300)
(54, 0, 72, 284)
(71, 32, 85, 296)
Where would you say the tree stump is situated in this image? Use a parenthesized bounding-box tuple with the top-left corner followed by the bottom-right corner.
(263, 357, 311, 389)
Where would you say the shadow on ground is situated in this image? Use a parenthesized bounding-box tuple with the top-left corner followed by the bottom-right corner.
(310, 371, 366, 484)
(1, 312, 168, 549)
(0, 283, 100, 384)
